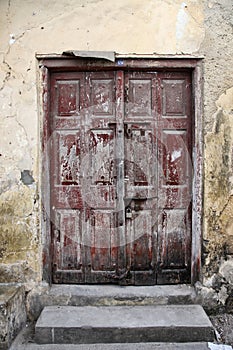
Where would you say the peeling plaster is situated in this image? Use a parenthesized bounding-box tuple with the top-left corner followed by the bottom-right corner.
(202, 86, 233, 310)
(200, 0, 233, 131)
(176, 1, 205, 53)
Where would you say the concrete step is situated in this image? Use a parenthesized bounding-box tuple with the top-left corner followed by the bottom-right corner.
(35, 305, 215, 345)
(10, 322, 218, 350)
(10, 341, 215, 350)
(27, 284, 198, 320)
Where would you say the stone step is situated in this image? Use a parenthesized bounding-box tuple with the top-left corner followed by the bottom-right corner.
(35, 305, 215, 345)
(28, 284, 198, 320)
(10, 341, 215, 350)
(10, 323, 219, 349)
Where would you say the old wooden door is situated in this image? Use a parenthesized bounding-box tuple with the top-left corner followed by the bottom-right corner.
(49, 68, 192, 285)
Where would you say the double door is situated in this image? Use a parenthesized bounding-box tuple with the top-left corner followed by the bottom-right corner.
(50, 69, 192, 284)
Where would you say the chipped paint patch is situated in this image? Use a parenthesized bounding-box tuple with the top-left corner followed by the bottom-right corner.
(201, 87, 233, 310)
(176, 1, 205, 53)
(9, 34, 15, 45)
(176, 2, 188, 41)
(171, 148, 182, 162)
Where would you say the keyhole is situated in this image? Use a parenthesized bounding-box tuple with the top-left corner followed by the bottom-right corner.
(126, 207, 132, 219)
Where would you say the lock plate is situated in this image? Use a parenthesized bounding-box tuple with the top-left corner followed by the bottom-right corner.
(126, 207, 133, 219)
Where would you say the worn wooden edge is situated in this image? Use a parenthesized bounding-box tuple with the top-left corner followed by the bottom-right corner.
(36, 54, 204, 71)
(39, 66, 52, 284)
(191, 61, 204, 285)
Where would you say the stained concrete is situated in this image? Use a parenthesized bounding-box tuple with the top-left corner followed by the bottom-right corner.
(10, 322, 213, 350)
(10, 340, 212, 350)
(34, 305, 215, 344)
(26, 284, 198, 321)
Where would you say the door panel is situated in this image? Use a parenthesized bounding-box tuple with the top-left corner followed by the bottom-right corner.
(124, 125, 155, 197)
(50, 69, 192, 285)
(87, 129, 116, 208)
(161, 130, 188, 186)
(162, 79, 187, 116)
(125, 200, 156, 285)
(52, 209, 85, 283)
(86, 210, 115, 274)
(127, 79, 152, 118)
(123, 72, 157, 285)
(51, 130, 83, 210)
(157, 73, 192, 284)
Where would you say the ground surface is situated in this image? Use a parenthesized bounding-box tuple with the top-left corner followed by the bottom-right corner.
(210, 314, 233, 347)
(10, 314, 233, 349)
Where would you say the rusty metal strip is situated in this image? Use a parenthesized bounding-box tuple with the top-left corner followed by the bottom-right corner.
(62, 50, 115, 62)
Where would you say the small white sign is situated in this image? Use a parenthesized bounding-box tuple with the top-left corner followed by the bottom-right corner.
(208, 343, 233, 350)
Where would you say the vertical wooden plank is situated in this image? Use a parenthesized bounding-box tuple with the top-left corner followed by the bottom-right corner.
(40, 65, 52, 284)
(84, 71, 119, 283)
(49, 72, 85, 283)
(157, 71, 192, 284)
(191, 62, 204, 285)
(115, 70, 126, 272)
(89, 210, 112, 271)
(124, 72, 157, 285)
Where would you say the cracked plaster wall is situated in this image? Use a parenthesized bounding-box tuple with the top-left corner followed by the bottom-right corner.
(198, 0, 233, 312)
(0, 0, 232, 310)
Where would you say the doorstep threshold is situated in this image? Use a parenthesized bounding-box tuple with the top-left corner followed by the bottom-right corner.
(47, 284, 197, 305)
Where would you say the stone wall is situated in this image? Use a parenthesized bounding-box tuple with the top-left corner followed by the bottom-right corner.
(0, 0, 232, 311)
(0, 285, 27, 349)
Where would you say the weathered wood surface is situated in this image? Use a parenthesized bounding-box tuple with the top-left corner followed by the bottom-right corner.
(42, 60, 197, 285)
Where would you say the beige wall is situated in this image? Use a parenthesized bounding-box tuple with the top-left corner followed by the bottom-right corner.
(0, 0, 232, 305)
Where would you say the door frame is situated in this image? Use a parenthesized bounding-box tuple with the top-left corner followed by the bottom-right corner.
(38, 55, 203, 285)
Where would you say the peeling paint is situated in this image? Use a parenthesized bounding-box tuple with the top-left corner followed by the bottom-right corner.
(199, 84, 233, 311)
(204, 87, 233, 274)
(171, 148, 182, 162)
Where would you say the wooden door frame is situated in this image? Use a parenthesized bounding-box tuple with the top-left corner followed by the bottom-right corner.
(38, 55, 203, 285)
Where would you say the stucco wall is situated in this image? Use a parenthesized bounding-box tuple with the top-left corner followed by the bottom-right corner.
(0, 0, 232, 309)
